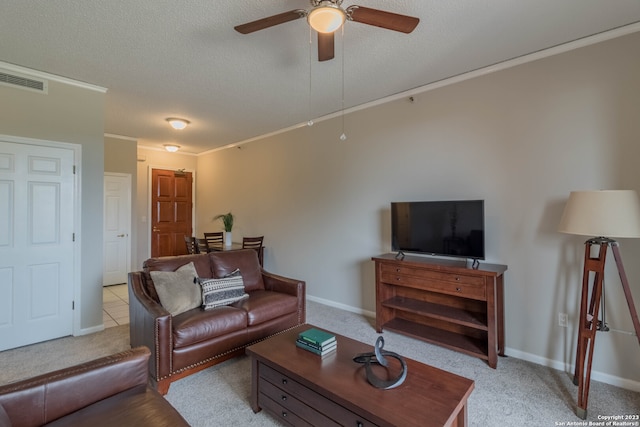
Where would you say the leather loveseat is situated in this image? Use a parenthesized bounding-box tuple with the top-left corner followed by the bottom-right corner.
(0, 347, 188, 427)
(128, 249, 306, 394)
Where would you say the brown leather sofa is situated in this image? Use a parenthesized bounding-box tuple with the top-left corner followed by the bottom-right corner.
(0, 347, 188, 427)
(128, 249, 306, 395)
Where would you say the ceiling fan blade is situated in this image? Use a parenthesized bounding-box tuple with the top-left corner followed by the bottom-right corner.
(347, 6, 419, 34)
(234, 9, 306, 34)
(318, 32, 334, 62)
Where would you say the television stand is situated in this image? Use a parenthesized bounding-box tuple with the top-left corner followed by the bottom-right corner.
(372, 253, 507, 368)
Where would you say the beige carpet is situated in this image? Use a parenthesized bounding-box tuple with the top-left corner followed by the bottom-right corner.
(0, 324, 130, 385)
(1, 301, 638, 426)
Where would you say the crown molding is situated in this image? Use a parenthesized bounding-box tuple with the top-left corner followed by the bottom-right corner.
(203, 21, 640, 155)
(137, 144, 198, 156)
(104, 133, 137, 142)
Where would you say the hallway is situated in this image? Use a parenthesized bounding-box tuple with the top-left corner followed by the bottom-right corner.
(103, 284, 129, 328)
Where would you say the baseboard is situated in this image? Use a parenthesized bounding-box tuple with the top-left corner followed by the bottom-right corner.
(76, 324, 105, 336)
(307, 296, 640, 393)
(306, 295, 376, 319)
(503, 347, 640, 392)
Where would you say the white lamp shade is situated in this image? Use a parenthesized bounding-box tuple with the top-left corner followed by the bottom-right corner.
(558, 190, 640, 238)
(308, 4, 346, 33)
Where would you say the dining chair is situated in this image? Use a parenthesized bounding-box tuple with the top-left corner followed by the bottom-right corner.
(184, 236, 199, 254)
(195, 238, 210, 254)
(242, 236, 264, 267)
(203, 232, 224, 251)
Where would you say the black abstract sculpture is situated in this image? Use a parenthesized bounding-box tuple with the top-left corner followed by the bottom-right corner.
(353, 336, 407, 389)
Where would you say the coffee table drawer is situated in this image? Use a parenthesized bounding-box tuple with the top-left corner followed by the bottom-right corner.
(260, 363, 377, 427)
(259, 381, 339, 427)
(259, 393, 310, 427)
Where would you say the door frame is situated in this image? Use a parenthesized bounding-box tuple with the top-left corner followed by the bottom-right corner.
(103, 172, 132, 285)
(0, 133, 82, 336)
(146, 165, 196, 259)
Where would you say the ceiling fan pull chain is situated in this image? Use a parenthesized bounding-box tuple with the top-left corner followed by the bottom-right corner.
(340, 24, 347, 141)
(308, 25, 314, 127)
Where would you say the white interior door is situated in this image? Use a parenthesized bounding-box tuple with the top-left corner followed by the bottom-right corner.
(0, 139, 75, 351)
(103, 173, 131, 286)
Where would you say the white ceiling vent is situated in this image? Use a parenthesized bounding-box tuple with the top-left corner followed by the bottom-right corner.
(0, 68, 48, 94)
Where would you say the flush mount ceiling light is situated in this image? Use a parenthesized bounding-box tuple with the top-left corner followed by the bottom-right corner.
(307, 1, 346, 33)
(163, 144, 180, 152)
(166, 118, 190, 130)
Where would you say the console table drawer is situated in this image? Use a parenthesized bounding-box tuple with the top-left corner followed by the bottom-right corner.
(422, 277, 486, 300)
(260, 363, 377, 427)
(381, 271, 486, 300)
(381, 264, 484, 285)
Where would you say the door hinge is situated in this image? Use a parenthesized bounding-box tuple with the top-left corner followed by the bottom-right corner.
(72, 233, 75, 242)
(72, 301, 75, 310)
(73, 165, 76, 174)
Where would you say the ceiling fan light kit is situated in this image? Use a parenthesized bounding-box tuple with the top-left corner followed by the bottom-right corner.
(307, 1, 346, 33)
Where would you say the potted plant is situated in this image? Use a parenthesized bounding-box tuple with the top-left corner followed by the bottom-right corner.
(214, 212, 234, 246)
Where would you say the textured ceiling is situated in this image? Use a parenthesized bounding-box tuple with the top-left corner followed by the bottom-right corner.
(1, 1, 640, 154)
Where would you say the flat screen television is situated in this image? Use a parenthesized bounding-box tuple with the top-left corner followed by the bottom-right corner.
(391, 200, 485, 260)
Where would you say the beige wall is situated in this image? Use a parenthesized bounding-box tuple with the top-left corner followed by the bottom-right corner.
(105, 135, 138, 275)
(135, 148, 198, 269)
(195, 32, 640, 386)
(105, 136, 137, 175)
(0, 70, 105, 331)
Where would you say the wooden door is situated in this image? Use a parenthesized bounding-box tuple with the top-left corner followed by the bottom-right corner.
(0, 139, 75, 351)
(151, 169, 193, 257)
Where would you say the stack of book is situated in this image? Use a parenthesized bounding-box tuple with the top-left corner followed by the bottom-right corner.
(296, 328, 337, 356)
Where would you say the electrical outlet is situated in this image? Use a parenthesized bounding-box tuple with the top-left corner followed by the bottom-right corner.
(558, 313, 568, 328)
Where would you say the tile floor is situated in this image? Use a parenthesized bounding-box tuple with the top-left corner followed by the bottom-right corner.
(103, 284, 129, 328)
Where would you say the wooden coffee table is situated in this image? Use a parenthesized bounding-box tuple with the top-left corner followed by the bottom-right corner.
(246, 324, 474, 427)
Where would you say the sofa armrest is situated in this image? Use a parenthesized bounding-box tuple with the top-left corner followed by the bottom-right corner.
(262, 271, 306, 324)
(0, 347, 150, 427)
(128, 272, 173, 383)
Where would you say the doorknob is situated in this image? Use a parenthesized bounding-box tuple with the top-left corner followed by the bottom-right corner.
(152, 227, 159, 232)
(117, 234, 125, 237)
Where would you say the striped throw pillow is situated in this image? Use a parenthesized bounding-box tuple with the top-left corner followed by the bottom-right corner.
(199, 272, 248, 310)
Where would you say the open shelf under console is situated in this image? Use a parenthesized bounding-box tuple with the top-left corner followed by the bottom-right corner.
(373, 253, 507, 368)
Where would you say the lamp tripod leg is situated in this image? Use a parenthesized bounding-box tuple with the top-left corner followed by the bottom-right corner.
(611, 243, 640, 346)
(573, 241, 607, 419)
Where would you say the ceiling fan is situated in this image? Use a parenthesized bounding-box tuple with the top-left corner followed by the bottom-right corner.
(234, 0, 419, 62)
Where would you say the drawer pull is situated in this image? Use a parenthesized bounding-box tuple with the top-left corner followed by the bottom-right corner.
(455, 277, 460, 281)
(281, 395, 287, 401)
(282, 378, 288, 385)
(357, 422, 364, 427)
(282, 411, 288, 418)
(456, 287, 461, 292)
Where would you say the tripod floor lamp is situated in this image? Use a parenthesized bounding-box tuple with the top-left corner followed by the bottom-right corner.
(558, 190, 640, 419)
